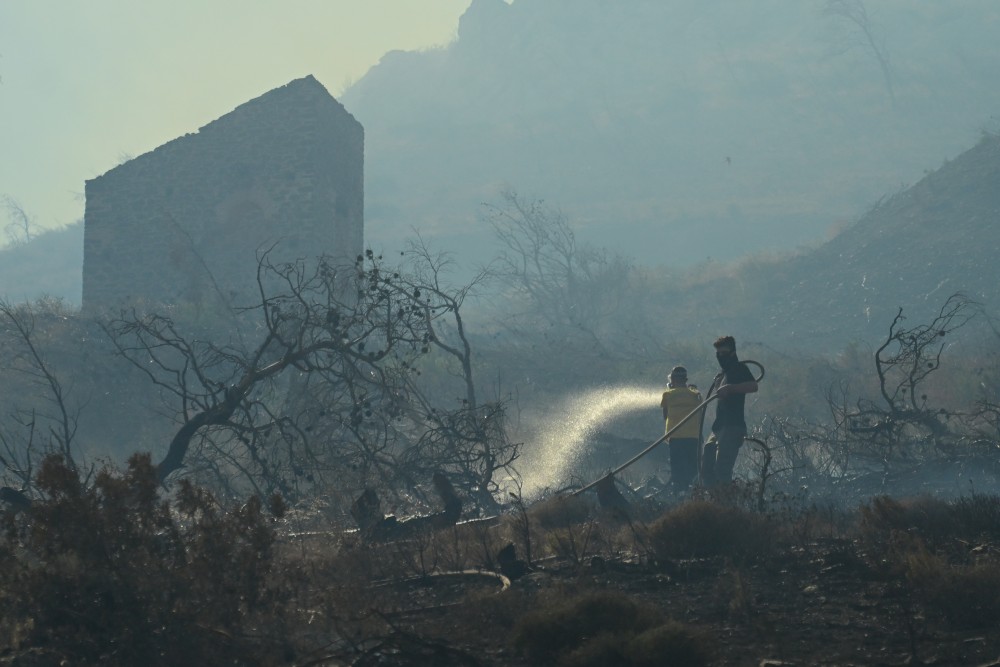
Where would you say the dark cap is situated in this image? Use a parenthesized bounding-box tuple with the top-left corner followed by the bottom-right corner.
(669, 366, 688, 379)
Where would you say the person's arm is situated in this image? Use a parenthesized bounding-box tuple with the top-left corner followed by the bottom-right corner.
(716, 363, 758, 397)
(660, 394, 669, 421)
(715, 380, 757, 397)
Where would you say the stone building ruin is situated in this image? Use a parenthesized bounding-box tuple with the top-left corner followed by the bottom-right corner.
(82, 75, 363, 311)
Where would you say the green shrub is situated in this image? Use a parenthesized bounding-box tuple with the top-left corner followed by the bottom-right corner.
(647, 500, 773, 560)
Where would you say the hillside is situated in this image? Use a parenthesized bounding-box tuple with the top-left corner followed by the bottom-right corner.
(776, 131, 1000, 344)
(344, 0, 1000, 268)
(4, 459, 1000, 666)
(0, 220, 83, 304)
(631, 131, 999, 354)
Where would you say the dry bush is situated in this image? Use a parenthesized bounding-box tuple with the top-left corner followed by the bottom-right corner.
(275, 543, 374, 648)
(905, 546, 1000, 629)
(860, 495, 954, 541)
(510, 492, 643, 566)
(522, 494, 600, 565)
(624, 621, 711, 667)
(772, 501, 857, 550)
(511, 589, 709, 667)
(462, 586, 535, 633)
(867, 506, 1000, 632)
(647, 500, 774, 561)
(391, 518, 512, 577)
(557, 631, 629, 667)
(0, 453, 288, 666)
(512, 590, 661, 664)
(601, 520, 650, 562)
(456, 517, 510, 572)
(950, 493, 1000, 540)
(715, 565, 755, 621)
(513, 592, 661, 665)
(529, 493, 592, 529)
(283, 516, 515, 644)
(862, 493, 1000, 544)
(544, 522, 598, 565)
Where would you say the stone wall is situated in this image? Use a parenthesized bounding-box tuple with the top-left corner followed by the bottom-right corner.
(82, 75, 363, 311)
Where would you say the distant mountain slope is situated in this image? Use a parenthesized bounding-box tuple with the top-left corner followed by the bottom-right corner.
(343, 0, 1000, 268)
(0, 221, 83, 305)
(663, 132, 1000, 350)
(778, 131, 1000, 343)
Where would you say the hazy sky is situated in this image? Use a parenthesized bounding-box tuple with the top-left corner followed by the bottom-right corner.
(0, 1, 472, 241)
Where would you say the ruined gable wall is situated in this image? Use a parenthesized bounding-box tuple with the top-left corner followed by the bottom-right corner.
(82, 76, 363, 312)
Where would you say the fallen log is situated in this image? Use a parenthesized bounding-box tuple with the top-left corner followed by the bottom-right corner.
(350, 472, 464, 541)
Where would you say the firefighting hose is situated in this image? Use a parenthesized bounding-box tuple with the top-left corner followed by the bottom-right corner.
(571, 360, 765, 497)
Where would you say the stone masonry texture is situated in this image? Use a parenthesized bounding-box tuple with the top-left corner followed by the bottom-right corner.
(82, 75, 363, 312)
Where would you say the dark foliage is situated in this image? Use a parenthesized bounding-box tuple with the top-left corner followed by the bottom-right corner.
(0, 454, 284, 666)
(512, 591, 661, 664)
(861, 493, 1000, 544)
(511, 590, 709, 667)
(624, 622, 712, 667)
(647, 499, 774, 561)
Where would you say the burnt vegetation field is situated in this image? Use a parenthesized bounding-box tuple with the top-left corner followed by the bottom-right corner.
(3, 453, 1000, 666)
(3, 189, 1000, 666)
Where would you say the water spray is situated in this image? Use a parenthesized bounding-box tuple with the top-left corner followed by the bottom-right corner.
(517, 385, 663, 497)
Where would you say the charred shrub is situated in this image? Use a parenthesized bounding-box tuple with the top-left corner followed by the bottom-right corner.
(511, 590, 709, 667)
(905, 547, 1000, 629)
(0, 453, 282, 666)
(860, 495, 953, 542)
(556, 623, 711, 667)
(950, 493, 1000, 540)
(530, 494, 592, 529)
(861, 493, 1000, 544)
(558, 632, 629, 667)
(527, 494, 597, 564)
(647, 500, 773, 561)
(926, 563, 1000, 629)
(512, 590, 661, 664)
(625, 621, 711, 667)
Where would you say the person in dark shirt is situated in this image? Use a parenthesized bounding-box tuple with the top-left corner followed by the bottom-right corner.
(701, 335, 758, 486)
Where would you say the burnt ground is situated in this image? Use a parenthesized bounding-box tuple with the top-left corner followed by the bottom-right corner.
(5, 483, 1000, 666)
(382, 557, 997, 666)
(306, 506, 1000, 667)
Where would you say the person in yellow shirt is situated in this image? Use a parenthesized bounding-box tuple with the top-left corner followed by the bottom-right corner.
(659, 366, 703, 492)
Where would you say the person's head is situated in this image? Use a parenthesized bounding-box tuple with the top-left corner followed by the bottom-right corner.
(668, 365, 688, 386)
(713, 335, 737, 366)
